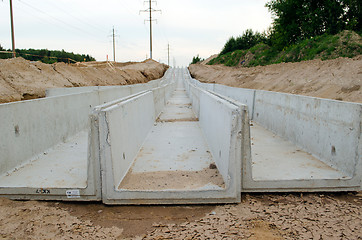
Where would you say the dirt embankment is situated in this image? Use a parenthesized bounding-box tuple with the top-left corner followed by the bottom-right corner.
(0, 58, 168, 104)
(189, 56, 362, 103)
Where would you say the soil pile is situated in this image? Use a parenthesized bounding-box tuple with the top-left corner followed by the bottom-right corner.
(189, 56, 362, 103)
(0, 58, 168, 104)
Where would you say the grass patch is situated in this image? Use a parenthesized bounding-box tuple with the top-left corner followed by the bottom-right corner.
(207, 30, 361, 67)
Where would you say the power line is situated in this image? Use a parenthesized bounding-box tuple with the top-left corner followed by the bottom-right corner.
(41, 1, 108, 35)
(17, 0, 102, 41)
(140, 0, 161, 59)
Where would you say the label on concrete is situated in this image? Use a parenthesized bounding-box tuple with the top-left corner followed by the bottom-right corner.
(66, 189, 80, 198)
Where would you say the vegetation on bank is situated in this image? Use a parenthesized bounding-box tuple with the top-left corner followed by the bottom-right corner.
(191, 55, 204, 64)
(208, 31, 362, 67)
(0, 45, 95, 64)
(193, 0, 362, 67)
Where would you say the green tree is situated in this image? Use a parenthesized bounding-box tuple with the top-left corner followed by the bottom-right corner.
(220, 29, 269, 55)
(343, 0, 362, 32)
(266, 0, 360, 50)
(191, 55, 203, 64)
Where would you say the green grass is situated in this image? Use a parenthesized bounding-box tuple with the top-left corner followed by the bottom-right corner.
(207, 30, 362, 67)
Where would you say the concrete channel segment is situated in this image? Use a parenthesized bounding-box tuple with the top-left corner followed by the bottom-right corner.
(97, 68, 243, 204)
(186, 71, 362, 192)
(0, 70, 174, 201)
(0, 67, 360, 204)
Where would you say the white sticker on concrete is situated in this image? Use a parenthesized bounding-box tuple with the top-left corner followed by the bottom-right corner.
(66, 189, 80, 198)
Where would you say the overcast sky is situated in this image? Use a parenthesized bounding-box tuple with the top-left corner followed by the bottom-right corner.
(0, 0, 272, 66)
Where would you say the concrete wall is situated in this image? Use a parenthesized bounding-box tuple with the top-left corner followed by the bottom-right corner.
(99, 91, 155, 188)
(151, 82, 176, 119)
(98, 87, 132, 105)
(199, 91, 242, 186)
(0, 92, 99, 175)
(184, 77, 244, 192)
(253, 90, 362, 178)
(213, 85, 255, 118)
(189, 76, 362, 190)
(96, 81, 175, 193)
(0, 67, 175, 200)
(46, 69, 174, 98)
(99, 74, 243, 204)
(0, 83, 164, 176)
(45, 86, 112, 97)
(0, 67, 174, 173)
(152, 86, 166, 118)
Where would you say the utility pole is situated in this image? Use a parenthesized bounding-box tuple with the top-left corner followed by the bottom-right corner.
(140, 0, 161, 59)
(112, 26, 116, 62)
(108, 26, 119, 62)
(167, 43, 170, 66)
(9, 0, 16, 58)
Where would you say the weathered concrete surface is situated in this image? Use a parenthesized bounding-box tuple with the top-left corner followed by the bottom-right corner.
(187, 73, 362, 191)
(0, 70, 173, 201)
(1, 66, 360, 203)
(98, 68, 243, 204)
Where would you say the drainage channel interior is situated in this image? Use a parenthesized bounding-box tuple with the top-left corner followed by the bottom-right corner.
(118, 72, 225, 191)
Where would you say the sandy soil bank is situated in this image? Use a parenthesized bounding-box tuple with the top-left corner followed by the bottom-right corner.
(189, 56, 361, 103)
(0, 58, 168, 104)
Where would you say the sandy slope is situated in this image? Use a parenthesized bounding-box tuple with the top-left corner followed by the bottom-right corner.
(0, 58, 168, 104)
(189, 56, 362, 103)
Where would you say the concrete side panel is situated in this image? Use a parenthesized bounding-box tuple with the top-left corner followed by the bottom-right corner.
(187, 84, 201, 118)
(0, 92, 99, 175)
(199, 82, 215, 91)
(98, 87, 132, 104)
(199, 91, 243, 192)
(253, 91, 361, 178)
(165, 82, 176, 101)
(130, 83, 151, 94)
(99, 91, 155, 194)
(0, 93, 101, 201)
(152, 86, 166, 118)
(189, 75, 361, 191)
(213, 84, 255, 118)
(45, 86, 102, 97)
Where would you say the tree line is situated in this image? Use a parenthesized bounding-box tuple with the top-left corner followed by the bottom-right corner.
(0, 45, 95, 64)
(220, 0, 361, 55)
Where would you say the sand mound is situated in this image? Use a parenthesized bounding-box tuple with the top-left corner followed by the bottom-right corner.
(189, 55, 362, 103)
(0, 58, 168, 104)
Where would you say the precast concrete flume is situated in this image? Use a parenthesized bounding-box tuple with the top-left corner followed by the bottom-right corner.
(97, 68, 243, 204)
(0, 67, 361, 204)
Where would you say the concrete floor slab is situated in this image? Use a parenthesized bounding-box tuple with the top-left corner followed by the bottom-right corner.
(129, 122, 214, 173)
(0, 131, 88, 188)
(118, 86, 224, 191)
(251, 123, 348, 181)
(158, 89, 197, 122)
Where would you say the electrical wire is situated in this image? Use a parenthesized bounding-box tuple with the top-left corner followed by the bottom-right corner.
(17, 0, 104, 42)
(41, 0, 108, 35)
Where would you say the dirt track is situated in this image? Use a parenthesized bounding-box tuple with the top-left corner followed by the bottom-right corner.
(189, 56, 362, 103)
(1, 192, 361, 239)
(0, 57, 361, 239)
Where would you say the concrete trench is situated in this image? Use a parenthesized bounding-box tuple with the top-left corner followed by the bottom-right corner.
(118, 81, 223, 191)
(98, 68, 242, 204)
(0, 67, 360, 204)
